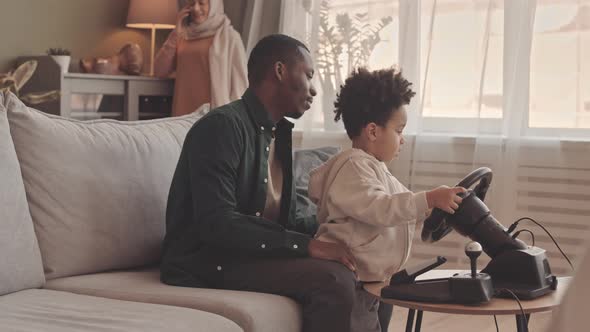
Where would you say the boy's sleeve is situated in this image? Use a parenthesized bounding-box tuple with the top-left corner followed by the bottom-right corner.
(328, 158, 429, 227)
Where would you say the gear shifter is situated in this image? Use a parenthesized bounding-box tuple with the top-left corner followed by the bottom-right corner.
(446, 241, 494, 303)
(465, 241, 482, 278)
(381, 243, 494, 304)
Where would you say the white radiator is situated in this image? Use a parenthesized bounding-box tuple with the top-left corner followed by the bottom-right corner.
(296, 132, 590, 276)
(396, 137, 590, 277)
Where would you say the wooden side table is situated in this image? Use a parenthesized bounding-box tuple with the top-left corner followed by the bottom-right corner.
(364, 270, 569, 332)
(60, 73, 174, 121)
(17, 56, 174, 121)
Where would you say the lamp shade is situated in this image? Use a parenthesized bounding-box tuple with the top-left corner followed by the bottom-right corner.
(126, 0, 177, 29)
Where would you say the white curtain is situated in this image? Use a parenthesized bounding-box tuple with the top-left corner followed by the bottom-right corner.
(242, 0, 285, 54)
(281, 0, 590, 274)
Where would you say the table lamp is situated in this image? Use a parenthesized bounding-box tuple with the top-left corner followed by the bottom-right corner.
(127, 0, 176, 76)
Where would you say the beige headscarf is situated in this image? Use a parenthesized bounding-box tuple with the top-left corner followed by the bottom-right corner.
(176, 0, 247, 108)
(177, 0, 228, 40)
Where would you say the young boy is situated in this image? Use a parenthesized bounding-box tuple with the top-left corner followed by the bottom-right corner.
(308, 67, 466, 283)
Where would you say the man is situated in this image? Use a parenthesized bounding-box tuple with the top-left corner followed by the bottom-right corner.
(161, 34, 386, 332)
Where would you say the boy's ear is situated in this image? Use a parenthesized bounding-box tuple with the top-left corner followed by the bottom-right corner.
(366, 122, 378, 141)
(273, 62, 286, 82)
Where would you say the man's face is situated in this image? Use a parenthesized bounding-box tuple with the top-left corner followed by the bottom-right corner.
(277, 47, 317, 119)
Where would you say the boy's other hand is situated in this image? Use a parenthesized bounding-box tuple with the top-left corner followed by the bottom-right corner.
(308, 239, 357, 273)
(426, 186, 467, 214)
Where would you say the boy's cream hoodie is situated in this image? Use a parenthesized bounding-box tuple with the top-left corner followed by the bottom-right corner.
(308, 148, 429, 282)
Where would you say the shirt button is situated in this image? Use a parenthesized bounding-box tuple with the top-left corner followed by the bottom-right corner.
(217, 266, 222, 271)
(261, 244, 266, 249)
(266, 146, 270, 152)
(293, 244, 298, 249)
(260, 126, 265, 130)
(264, 178, 268, 183)
(255, 212, 261, 217)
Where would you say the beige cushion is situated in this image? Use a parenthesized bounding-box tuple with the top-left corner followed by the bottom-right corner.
(0, 92, 45, 295)
(6, 92, 208, 279)
(0, 289, 242, 332)
(45, 268, 302, 332)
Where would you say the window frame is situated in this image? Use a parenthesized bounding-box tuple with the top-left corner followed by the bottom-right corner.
(290, 0, 590, 141)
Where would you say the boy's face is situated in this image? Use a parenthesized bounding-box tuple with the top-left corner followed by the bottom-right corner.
(374, 107, 407, 162)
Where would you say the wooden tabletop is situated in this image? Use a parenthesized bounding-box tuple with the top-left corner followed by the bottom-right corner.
(364, 270, 571, 315)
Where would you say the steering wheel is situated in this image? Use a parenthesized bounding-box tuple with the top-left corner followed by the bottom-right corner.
(421, 167, 493, 243)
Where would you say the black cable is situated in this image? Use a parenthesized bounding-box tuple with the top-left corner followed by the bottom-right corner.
(493, 315, 499, 332)
(512, 229, 535, 246)
(500, 288, 527, 327)
(507, 216, 574, 271)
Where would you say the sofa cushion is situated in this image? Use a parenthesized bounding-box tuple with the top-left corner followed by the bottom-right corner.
(0, 92, 45, 295)
(0, 289, 242, 332)
(293, 146, 341, 220)
(6, 92, 208, 279)
(44, 268, 302, 332)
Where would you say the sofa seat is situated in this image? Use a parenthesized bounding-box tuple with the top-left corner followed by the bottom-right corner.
(44, 268, 302, 332)
(0, 289, 241, 332)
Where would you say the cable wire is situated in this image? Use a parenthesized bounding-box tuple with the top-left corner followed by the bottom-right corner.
(500, 288, 527, 327)
(512, 228, 535, 246)
(508, 216, 574, 271)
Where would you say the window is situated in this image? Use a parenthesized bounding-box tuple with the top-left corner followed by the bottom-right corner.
(282, 0, 590, 138)
(283, 0, 399, 132)
(421, 0, 503, 120)
(530, 1, 590, 130)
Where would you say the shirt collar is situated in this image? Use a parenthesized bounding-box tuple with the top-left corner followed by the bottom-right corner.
(242, 88, 294, 134)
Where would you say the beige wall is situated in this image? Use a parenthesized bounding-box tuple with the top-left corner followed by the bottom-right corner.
(0, 0, 249, 73)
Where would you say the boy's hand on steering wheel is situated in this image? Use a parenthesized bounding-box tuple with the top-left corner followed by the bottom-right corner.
(426, 186, 467, 214)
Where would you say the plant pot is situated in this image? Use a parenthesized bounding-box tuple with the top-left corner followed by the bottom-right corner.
(51, 55, 71, 74)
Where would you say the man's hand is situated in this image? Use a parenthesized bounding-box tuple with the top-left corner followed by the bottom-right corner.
(308, 239, 357, 273)
(426, 185, 467, 214)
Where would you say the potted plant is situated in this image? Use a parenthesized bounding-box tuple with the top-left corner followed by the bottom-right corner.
(47, 48, 71, 74)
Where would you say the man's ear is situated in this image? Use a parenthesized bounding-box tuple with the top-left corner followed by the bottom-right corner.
(274, 62, 286, 81)
(366, 123, 378, 142)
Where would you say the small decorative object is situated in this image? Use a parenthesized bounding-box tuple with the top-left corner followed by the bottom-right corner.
(80, 43, 144, 76)
(46, 47, 72, 74)
(0, 60, 60, 104)
(126, 0, 176, 76)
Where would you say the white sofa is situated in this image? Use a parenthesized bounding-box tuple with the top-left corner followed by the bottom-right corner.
(0, 91, 302, 332)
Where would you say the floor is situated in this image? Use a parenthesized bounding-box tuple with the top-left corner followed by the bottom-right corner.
(388, 309, 553, 332)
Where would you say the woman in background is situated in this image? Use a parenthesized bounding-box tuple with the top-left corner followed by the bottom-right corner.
(155, 0, 247, 116)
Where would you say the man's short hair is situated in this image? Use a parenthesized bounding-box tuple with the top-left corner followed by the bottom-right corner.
(247, 34, 310, 86)
(334, 67, 415, 139)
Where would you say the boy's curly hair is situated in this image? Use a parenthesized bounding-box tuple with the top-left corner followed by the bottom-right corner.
(334, 67, 416, 139)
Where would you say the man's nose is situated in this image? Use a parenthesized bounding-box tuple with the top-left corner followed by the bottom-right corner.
(310, 84, 317, 97)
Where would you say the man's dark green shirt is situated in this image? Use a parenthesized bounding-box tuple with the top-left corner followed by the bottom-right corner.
(161, 89, 317, 286)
